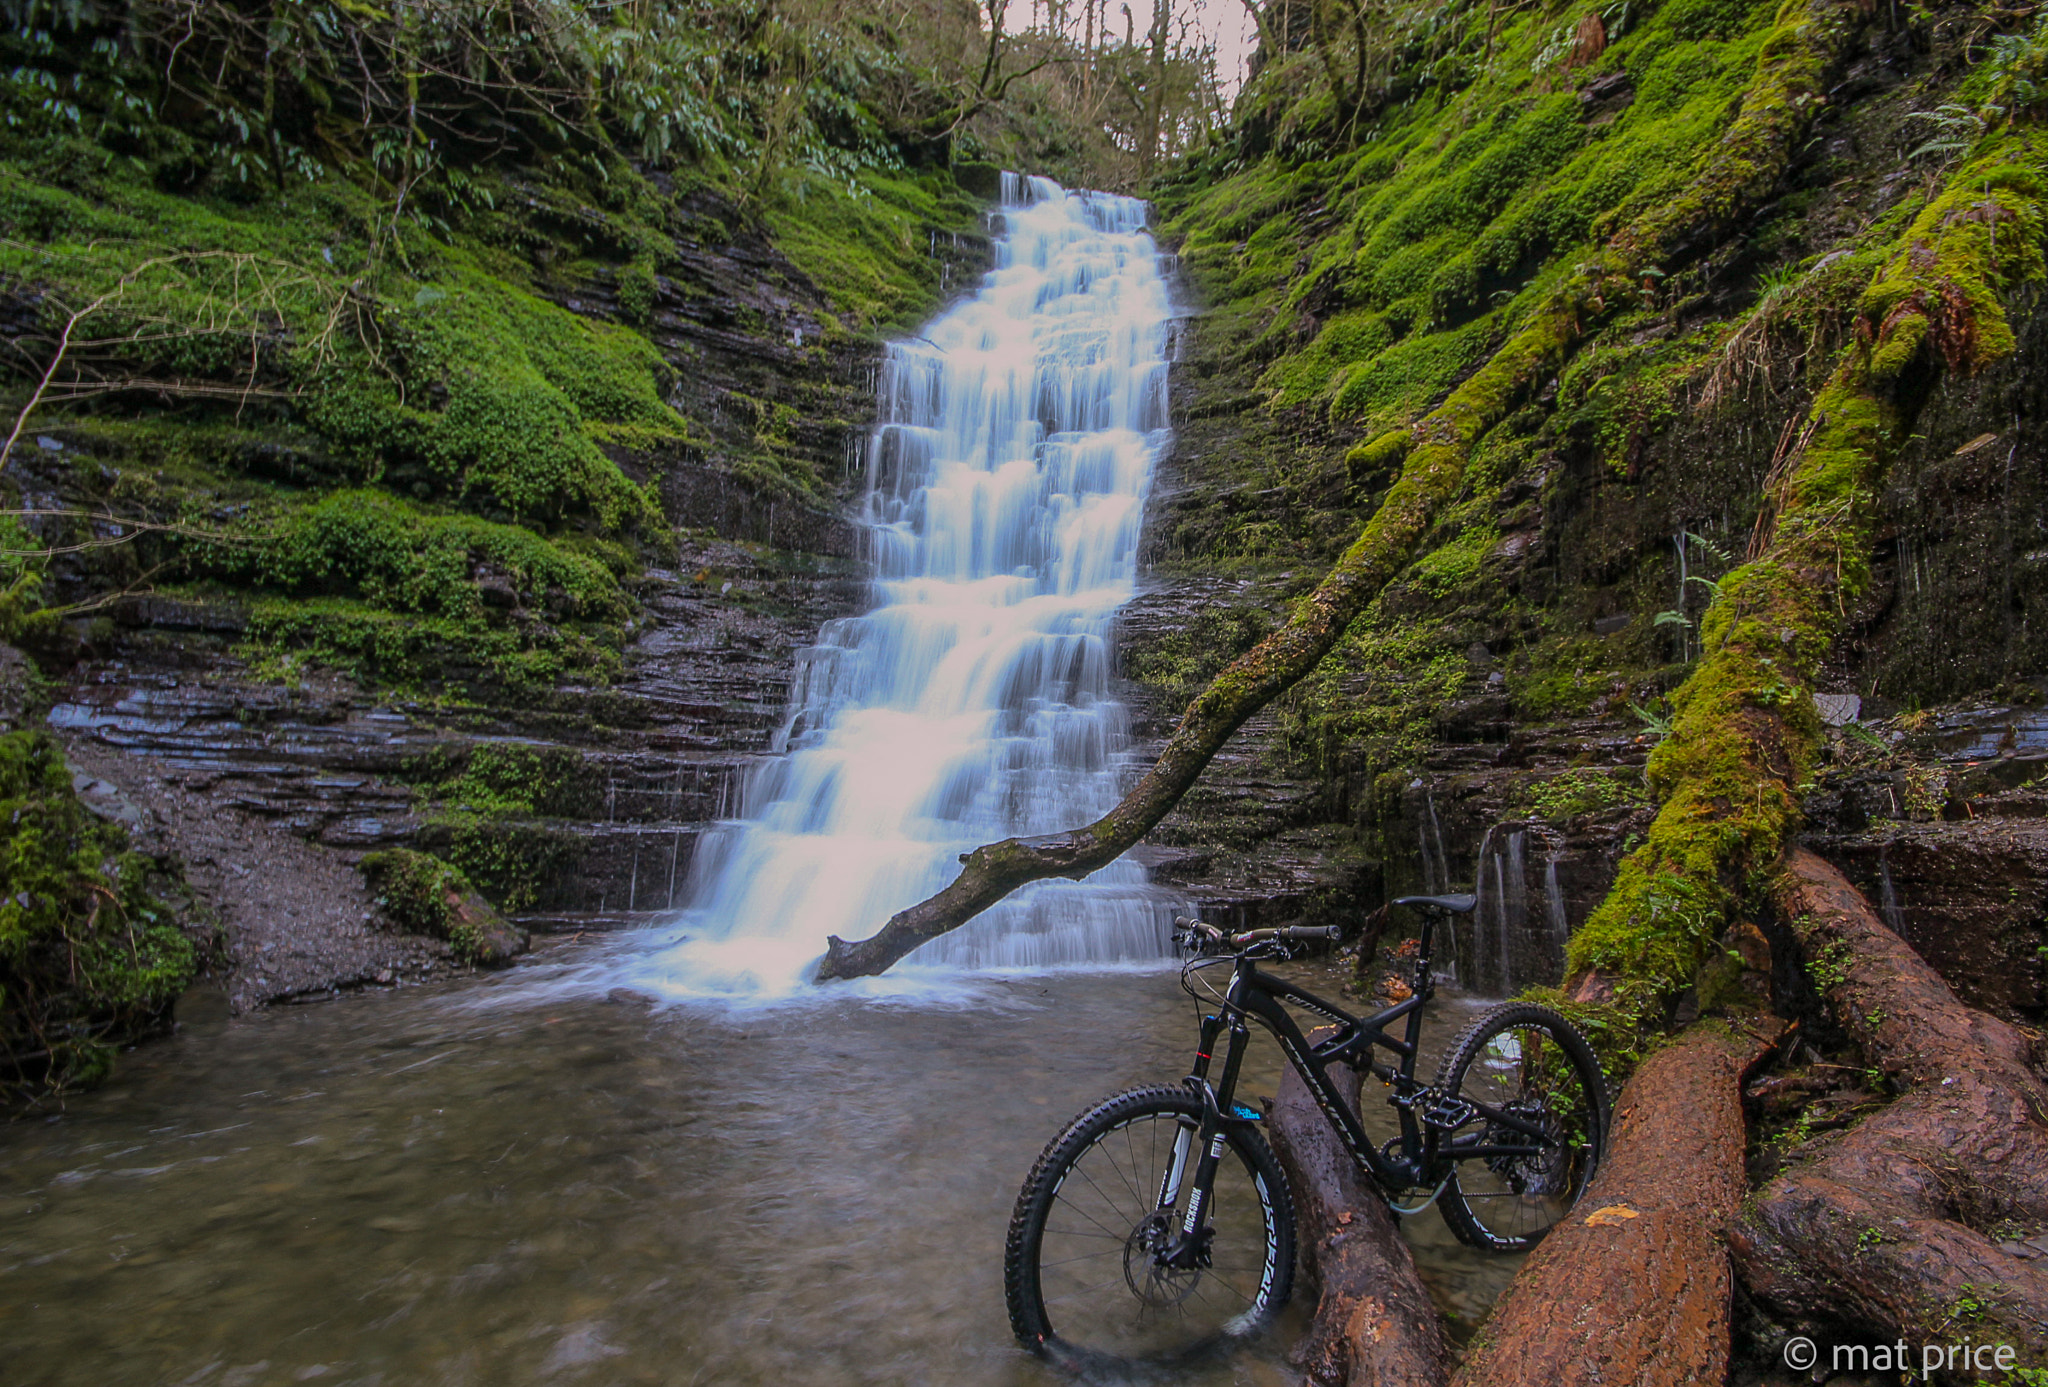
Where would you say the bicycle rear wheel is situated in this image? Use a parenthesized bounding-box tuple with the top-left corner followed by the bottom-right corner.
(1434, 1002, 1609, 1251)
(1004, 1084, 1294, 1372)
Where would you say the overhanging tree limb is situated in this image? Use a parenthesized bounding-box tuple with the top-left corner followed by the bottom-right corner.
(815, 0, 1863, 982)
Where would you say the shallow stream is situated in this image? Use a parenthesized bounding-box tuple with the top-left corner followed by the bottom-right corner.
(0, 948, 1517, 1386)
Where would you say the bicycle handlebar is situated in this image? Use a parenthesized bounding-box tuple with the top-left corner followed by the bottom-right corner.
(1172, 916, 1342, 952)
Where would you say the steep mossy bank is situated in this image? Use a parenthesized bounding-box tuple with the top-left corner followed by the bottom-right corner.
(1124, 0, 2048, 1036)
(0, 147, 981, 693)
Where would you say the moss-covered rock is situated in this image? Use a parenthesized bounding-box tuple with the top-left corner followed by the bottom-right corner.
(0, 729, 194, 1096)
(360, 848, 529, 967)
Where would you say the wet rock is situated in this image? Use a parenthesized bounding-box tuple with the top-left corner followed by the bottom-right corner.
(1813, 693, 1862, 726)
(69, 770, 147, 828)
(1805, 819, 2048, 1024)
(446, 887, 530, 968)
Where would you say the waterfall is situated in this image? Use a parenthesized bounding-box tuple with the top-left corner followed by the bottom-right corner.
(635, 174, 1180, 997)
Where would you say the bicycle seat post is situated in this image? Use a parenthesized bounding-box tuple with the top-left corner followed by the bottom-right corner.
(1413, 908, 1439, 1001)
(1391, 892, 1478, 1001)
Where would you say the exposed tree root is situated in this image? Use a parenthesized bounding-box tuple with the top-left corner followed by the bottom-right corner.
(1265, 1046, 1451, 1387)
(816, 0, 1865, 981)
(1729, 849, 2048, 1358)
(1451, 1019, 1784, 1387)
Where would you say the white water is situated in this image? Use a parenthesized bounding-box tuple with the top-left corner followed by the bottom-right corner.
(630, 174, 1181, 999)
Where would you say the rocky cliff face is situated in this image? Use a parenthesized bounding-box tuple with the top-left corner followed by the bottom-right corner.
(19, 191, 991, 1012)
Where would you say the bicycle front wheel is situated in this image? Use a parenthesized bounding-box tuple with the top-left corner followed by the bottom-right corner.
(1004, 1084, 1294, 1373)
(1435, 1002, 1610, 1251)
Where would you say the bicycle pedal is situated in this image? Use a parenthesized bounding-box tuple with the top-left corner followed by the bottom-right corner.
(1420, 1097, 1477, 1130)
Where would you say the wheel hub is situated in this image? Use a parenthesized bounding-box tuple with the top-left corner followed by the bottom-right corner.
(1123, 1212, 1207, 1308)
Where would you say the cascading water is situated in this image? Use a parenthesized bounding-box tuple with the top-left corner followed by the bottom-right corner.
(636, 174, 1180, 997)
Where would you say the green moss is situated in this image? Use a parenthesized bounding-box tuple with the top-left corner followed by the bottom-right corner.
(1278, 613, 1468, 779)
(422, 744, 604, 820)
(1408, 521, 1499, 597)
(243, 597, 620, 693)
(393, 744, 597, 912)
(1518, 768, 1649, 821)
(764, 166, 984, 332)
(193, 489, 631, 693)
(433, 818, 583, 914)
(1331, 314, 1502, 429)
(1126, 604, 1276, 707)
(0, 732, 193, 1097)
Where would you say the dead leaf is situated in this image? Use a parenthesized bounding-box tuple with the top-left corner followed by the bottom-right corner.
(1585, 1204, 1641, 1227)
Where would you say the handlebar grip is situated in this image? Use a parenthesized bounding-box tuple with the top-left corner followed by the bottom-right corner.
(1172, 915, 1203, 930)
(1279, 924, 1342, 942)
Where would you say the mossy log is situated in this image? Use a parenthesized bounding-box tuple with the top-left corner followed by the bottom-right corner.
(1265, 1044, 1450, 1387)
(1728, 849, 2048, 1358)
(1451, 1019, 1784, 1387)
(1565, 135, 2048, 1014)
(815, 0, 1863, 981)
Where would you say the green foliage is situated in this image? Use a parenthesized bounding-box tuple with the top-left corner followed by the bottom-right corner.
(1805, 936, 1854, 993)
(1518, 768, 1647, 821)
(0, 515, 47, 642)
(0, 731, 192, 1096)
(767, 166, 985, 331)
(0, 1, 905, 207)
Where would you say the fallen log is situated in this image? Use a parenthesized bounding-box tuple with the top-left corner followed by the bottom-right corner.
(1265, 1045, 1450, 1387)
(1729, 849, 2048, 1360)
(1452, 1019, 1784, 1387)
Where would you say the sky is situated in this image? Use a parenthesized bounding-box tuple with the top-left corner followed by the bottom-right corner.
(1024, 0, 1264, 99)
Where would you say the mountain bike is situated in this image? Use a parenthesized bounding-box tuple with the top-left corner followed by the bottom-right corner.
(1003, 892, 1611, 1374)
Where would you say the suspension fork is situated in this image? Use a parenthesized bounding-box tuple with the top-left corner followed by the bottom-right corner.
(1160, 1009, 1229, 1209)
(1169, 1012, 1250, 1260)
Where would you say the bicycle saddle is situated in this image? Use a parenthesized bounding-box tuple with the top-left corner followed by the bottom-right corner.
(1393, 892, 1478, 914)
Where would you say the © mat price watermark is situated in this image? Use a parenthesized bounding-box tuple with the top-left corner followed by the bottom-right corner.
(1782, 1334, 2021, 1374)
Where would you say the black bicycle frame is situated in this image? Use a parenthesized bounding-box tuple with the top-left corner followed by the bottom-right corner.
(1178, 910, 1551, 1204)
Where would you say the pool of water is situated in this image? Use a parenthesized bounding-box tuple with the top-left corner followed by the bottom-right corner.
(0, 945, 1518, 1386)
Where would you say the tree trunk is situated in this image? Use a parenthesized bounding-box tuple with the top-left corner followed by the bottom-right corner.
(813, 0, 1860, 983)
(1452, 1019, 1784, 1387)
(1265, 1043, 1451, 1387)
(1728, 849, 2048, 1358)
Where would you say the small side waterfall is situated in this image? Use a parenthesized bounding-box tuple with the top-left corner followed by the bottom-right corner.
(1461, 821, 1572, 996)
(636, 175, 1180, 996)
